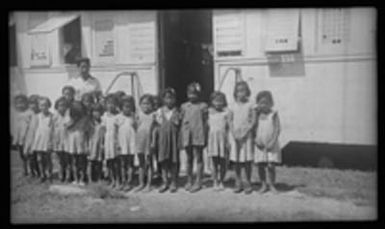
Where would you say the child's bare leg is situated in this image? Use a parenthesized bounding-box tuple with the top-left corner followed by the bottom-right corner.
(211, 157, 219, 189)
(144, 155, 153, 192)
(169, 162, 178, 192)
(191, 147, 203, 193)
(244, 161, 253, 194)
(234, 162, 243, 193)
(135, 154, 146, 192)
(267, 163, 278, 193)
(185, 147, 193, 191)
(258, 163, 268, 193)
(67, 155, 74, 183)
(159, 160, 169, 193)
(126, 155, 134, 190)
(47, 153, 53, 182)
(19, 146, 28, 176)
(219, 158, 226, 189)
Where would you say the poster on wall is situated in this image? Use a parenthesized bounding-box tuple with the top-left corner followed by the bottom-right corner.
(30, 33, 50, 67)
(265, 9, 300, 52)
(128, 21, 156, 63)
(95, 19, 114, 59)
(214, 11, 245, 56)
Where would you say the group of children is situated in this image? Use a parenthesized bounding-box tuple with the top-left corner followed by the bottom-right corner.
(11, 80, 281, 194)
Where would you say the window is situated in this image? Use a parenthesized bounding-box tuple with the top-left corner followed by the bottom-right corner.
(61, 17, 81, 64)
(320, 9, 350, 45)
(214, 11, 245, 57)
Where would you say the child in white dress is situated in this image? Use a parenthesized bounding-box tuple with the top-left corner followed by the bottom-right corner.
(88, 103, 105, 183)
(116, 95, 136, 191)
(32, 97, 54, 182)
(229, 81, 256, 194)
(11, 94, 30, 176)
(254, 90, 281, 193)
(207, 91, 231, 191)
(101, 94, 120, 188)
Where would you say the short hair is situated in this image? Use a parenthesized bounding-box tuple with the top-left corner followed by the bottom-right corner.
(105, 93, 119, 106)
(14, 94, 28, 105)
(54, 96, 68, 110)
(120, 95, 136, 113)
(39, 97, 52, 108)
(210, 91, 228, 107)
(162, 87, 176, 98)
(256, 90, 274, 106)
(187, 82, 202, 95)
(62, 85, 75, 95)
(140, 94, 154, 105)
(233, 81, 251, 99)
(28, 94, 40, 104)
(76, 57, 91, 67)
(91, 103, 105, 115)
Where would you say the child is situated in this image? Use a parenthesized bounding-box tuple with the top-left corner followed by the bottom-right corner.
(207, 91, 231, 191)
(254, 90, 281, 194)
(62, 85, 76, 104)
(66, 100, 90, 186)
(32, 97, 54, 182)
(79, 93, 94, 184)
(229, 81, 256, 194)
(156, 88, 181, 193)
(135, 94, 157, 192)
(11, 94, 30, 176)
(101, 94, 120, 188)
(180, 82, 208, 193)
(52, 96, 70, 182)
(116, 95, 136, 191)
(88, 103, 105, 183)
(151, 94, 161, 178)
(23, 95, 41, 178)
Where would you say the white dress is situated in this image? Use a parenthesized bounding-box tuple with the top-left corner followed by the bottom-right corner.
(116, 114, 136, 156)
(102, 112, 119, 160)
(254, 110, 281, 163)
(229, 101, 254, 162)
(11, 110, 31, 146)
(23, 111, 39, 155)
(52, 111, 68, 152)
(207, 108, 231, 158)
(32, 112, 54, 152)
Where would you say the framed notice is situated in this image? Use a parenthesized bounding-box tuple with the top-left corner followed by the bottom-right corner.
(265, 9, 300, 52)
(94, 18, 114, 61)
(127, 21, 156, 63)
(30, 33, 51, 67)
(213, 11, 245, 57)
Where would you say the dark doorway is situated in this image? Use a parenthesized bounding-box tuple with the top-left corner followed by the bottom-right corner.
(159, 10, 214, 105)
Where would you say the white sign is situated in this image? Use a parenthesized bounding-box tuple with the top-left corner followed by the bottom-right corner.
(30, 33, 50, 67)
(214, 12, 244, 55)
(128, 21, 156, 63)
(265, 9, 300, 52)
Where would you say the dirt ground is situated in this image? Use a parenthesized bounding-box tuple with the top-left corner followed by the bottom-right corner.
(10, 151, 377, 223)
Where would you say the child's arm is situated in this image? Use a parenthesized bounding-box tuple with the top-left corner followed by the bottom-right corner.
(266, 111, 281, 151)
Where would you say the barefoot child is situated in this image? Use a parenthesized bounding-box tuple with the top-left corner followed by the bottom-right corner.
(32, 97, 54, 182)
(24, 95, 41, 178)
(180, 82, 208, 193)
(102, 94, 120, 188)
(207, 91, 231, 191)
(116, 95, 136, 191)
(135, 94, 157, 192)
(254, 91, 281, 194)
(52, 96, 70, 182)
(156, 88, 181, 193)
(11, 94, 30, 176)
(88, 103, 105, 183)
(229, 81, 256, 194)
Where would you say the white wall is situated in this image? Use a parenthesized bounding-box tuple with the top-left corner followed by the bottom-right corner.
(213, 8, 377, 146)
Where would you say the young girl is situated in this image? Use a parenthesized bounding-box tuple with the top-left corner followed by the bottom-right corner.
(156, 88, 181, 193)
(229, 81, 256, 194)
(207, 91, 231, 191)
(102, 94, 120, 188)
(135, 94, 157, 192)
(66, 100, 91, 186)
(88, 103, 105, 183)
(32, 97, 54, 182)
(23, 95, 41, 178)
(62, 85, 76, 104)
(52, 96, 70, 182)
(11, 94, 30, 176)
(116, 95, 136, 191)
(180, 82, 208, 193)
(151, 94, 161, 179)
(254, 91, 281, 194)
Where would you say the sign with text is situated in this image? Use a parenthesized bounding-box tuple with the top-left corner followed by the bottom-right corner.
(30, 33, 50, 67)
(95, 19, 114, 58)
(128, 21, 156, 63)
(214, 11, 244, 56)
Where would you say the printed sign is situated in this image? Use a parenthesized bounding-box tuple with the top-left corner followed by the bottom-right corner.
(30, 33, 50, 67)
(128, 21, 156, 62)
(214, 11, 244, 56)
(95, 19, 114, 58)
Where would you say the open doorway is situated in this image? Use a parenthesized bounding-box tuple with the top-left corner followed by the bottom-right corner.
(159, 10, 213, 104)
